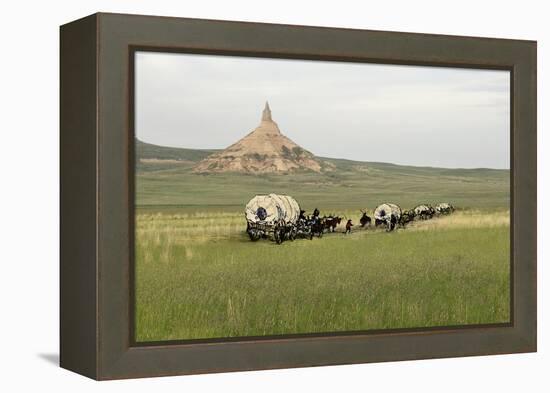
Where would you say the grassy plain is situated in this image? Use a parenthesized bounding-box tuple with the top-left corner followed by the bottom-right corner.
(134, 140, 511, 341)
(135, 210, 510, 341)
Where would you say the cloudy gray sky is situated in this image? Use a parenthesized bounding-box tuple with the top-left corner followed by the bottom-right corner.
(135, 52, 510, 169)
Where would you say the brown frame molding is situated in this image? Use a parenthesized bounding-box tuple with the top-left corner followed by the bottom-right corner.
(60, 12, 537, 380)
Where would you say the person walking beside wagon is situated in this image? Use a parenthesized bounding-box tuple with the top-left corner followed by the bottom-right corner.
(345, 219, 353, 234)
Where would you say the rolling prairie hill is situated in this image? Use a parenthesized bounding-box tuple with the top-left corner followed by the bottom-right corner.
(135, 139, 510, 212)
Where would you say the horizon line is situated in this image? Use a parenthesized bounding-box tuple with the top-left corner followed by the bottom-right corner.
(136, 138, 510, 171)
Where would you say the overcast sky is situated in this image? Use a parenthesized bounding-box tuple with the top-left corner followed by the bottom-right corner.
(135, 52, 510, 169)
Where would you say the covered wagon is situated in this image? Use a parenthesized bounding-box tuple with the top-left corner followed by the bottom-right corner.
(414, 204, 435, 220)
(245, 194, 301, 244)
(435, 202, 454, 215)
(373, 203, 402, 231)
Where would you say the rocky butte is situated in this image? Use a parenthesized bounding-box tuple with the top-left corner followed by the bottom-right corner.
(193, 102, 325, 173)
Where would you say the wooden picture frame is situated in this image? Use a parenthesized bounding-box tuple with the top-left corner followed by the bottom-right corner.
(60, 12, 536, 380)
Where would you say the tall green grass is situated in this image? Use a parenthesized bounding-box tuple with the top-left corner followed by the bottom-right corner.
(135, 211, 510, 341)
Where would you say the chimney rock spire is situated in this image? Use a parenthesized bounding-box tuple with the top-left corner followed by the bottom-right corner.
(193, 100, 323, 173)
(261, 101, 272, 122)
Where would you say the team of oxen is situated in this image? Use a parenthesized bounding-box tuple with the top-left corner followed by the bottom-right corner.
(245, 193, 455, 244)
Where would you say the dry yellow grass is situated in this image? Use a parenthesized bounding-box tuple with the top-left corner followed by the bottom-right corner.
(136, 209, 510, 245)
(408, 210, 509, 232)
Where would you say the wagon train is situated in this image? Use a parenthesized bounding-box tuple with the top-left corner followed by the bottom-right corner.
(245, 194, 455, 242)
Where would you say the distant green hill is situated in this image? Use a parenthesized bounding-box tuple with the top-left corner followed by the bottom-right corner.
(137, 139, 218, 162)
(135, 139, 510, 211)
(137, 139, 506, 176)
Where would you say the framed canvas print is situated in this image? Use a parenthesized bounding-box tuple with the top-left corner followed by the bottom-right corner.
(60, 13, 537, 380)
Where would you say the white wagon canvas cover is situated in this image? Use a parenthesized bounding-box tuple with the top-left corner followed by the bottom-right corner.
(374, 203, 402, 221)
(245, 194, 301, 225)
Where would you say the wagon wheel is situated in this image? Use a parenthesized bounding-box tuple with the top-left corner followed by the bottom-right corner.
(248, 230, 260, 241)
(246, 222, 261, 241)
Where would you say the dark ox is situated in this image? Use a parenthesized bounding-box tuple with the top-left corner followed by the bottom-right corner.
(324, 216, 342, 232)
(399, 209, 415, 226)
(359, 212, 372, 227)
